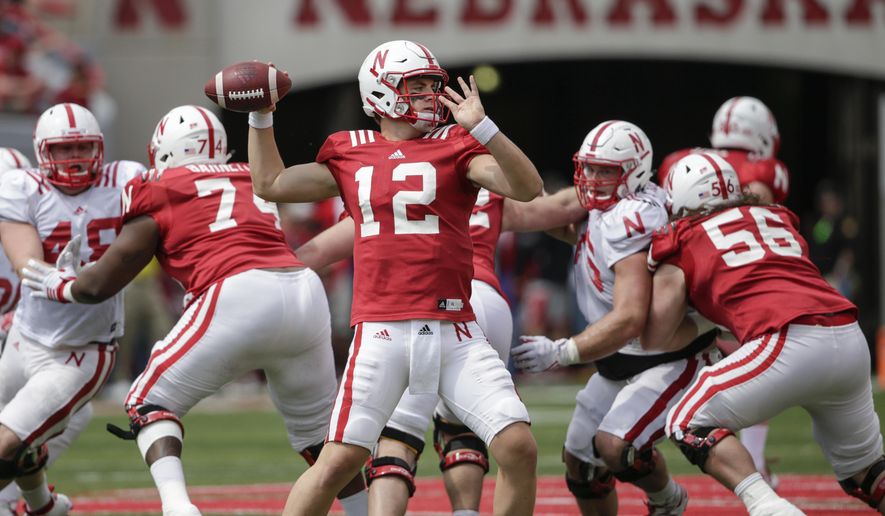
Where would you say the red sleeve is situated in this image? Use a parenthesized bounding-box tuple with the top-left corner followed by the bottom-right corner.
(648, 221, 682, 270)
(121, 173, 162, 226)
(657, 149, 691, 186)
(315, 133, 344, 164)
(451, 126, 490, 174)
(738, 158, 790, 203)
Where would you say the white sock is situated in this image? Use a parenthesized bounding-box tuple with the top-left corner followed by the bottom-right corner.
(453, 510, 480, 516)
(20, 482, 51, 512)
(646, 477, 680, 504)
(338, 489, 368, 516)
(740, 424, 769, 471)
(734, 472, 778, 510)
(149, 456, 192, 511)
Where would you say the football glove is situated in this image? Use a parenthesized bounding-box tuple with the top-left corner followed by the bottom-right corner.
(21, 235, 81, 303)
(511, 335, 580, 373)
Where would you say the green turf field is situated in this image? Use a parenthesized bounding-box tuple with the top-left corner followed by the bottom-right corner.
(49, 378, 885, 495)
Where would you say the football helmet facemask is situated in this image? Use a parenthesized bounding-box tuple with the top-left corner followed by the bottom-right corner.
(358, 40, 449, 133)
(149, 105, 228, 172)
(33, 103, 104, 190)
(573, 120, 653, 210)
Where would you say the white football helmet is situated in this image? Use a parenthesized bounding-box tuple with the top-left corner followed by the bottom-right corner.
(0, 147, 32, 174)
(573, 120, 653, 210)
(358, 40, 449, 133)
(149, 105, 228, 171)
(666, 152, 740, 217)
(710, 96, 780, 158)
(33, 103, 104, 189)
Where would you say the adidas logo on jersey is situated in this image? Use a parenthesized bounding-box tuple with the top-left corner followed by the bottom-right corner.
(417, 324, 433, 336)
(388, 149, 406, 160)
(373, 329, 392, 341)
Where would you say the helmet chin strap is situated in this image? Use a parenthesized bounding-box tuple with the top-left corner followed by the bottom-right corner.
(409, 111, 439, 133)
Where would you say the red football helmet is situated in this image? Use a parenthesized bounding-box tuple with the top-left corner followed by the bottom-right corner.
(33, 103, 104, 189)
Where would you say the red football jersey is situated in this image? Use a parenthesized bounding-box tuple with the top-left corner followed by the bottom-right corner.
(658, 148, 790, 204)
(317, 125, 487, 325)
(121, 163, 301, 298)
(470, 188, 506, 299)
(649, 205, 855, 342)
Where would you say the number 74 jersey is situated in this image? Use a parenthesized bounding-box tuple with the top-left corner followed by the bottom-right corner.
(317, 125, 488, 326)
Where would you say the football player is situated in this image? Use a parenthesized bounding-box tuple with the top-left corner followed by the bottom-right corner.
(658, 96, 789, 486)
(0, 104, 145, 516)
(22, 105, 369, 516)
(512, 121, 716, 516)
(295, 186, 586, 516)
(644, 152, 885, 516)
(246, 40, 543, 516)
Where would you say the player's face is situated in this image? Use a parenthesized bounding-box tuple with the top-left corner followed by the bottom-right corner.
(403, 76, 441, 112)
(48, 141, 96, 166)
(581, 164, 621, 197)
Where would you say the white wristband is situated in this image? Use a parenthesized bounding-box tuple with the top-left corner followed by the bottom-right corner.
(249, 111, 273, 129)
(469, 116, 499, 146)
(557, 338, 581, 366)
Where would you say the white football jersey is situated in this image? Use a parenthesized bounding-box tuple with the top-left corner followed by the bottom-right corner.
(573, 182, 668, 356)
(0, 161, 145, 347)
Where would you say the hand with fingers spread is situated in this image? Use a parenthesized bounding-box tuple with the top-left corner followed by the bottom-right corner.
(511, 335, 580, 373)
(21, 235, 82, 303)
(439, 75, 487, 132)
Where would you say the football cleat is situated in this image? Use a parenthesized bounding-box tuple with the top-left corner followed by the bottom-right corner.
(646, 482, 689, 516)
(163, 503, 202, 516)
(24, 492, 71, 516)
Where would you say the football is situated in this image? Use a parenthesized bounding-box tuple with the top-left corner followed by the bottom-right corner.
(204, 61, 291, 113)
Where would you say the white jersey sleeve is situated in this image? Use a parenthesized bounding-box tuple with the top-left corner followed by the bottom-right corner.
(599, 183, 668, 268)
(0, 169, 41, 224)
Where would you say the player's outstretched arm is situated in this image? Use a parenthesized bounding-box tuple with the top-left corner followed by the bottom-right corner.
(72, 216, 160, 303)
(441, 76, 543, 202)
(247, 108, 339, 203)
(295, 217, 355, 271)
(502, 187, 586, 234)
(0, 221, 46, 275)
(640, 263, 690, 352)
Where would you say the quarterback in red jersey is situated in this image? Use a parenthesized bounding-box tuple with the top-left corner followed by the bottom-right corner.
(294, 186, 584, 516)
(658, 96, 789, 205)
(247, 40, 543, 516)
(22, 105, 367, 516)
(643, 152, 885, 516)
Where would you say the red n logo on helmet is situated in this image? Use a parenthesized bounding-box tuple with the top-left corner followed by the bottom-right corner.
(629, 133, 645, 153)
(371, 50, 389, 77)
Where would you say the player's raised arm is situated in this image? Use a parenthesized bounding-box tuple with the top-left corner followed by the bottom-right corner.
(247, 108, 339, 203)
(502, 187, 586, 233)
(641, 263, 690, 352)
(441, 76, 542, 201)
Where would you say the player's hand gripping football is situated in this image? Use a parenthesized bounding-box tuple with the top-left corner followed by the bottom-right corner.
(440, 75, 486, 132)
(21, 235, 81, 303)
(511, 335, 573, 373)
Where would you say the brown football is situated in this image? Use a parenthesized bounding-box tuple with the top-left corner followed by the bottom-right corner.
(204, 61, 291, 113)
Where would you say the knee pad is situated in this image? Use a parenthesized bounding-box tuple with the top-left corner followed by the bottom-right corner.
(839, 457, 885, 509)
(107, 404, 184, 442)
(365, 456, 417, 497)
(612, 445, 658, 483)
(672, 427, 733, 473)
(300, 442, 324, 466)
(432, 415, 489, 474)
(0, 443, 48, 480)
(563, 449, 614, 500)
